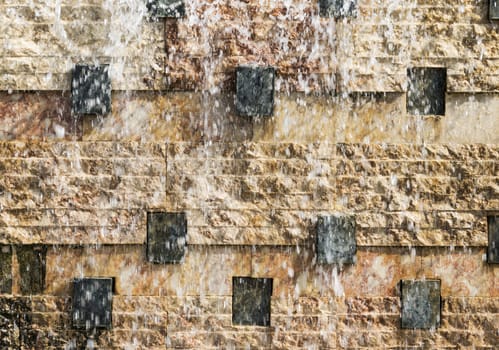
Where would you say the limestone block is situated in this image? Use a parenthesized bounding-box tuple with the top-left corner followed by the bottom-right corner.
(421, 248, 497, 297)
(44, 245, 251, 296)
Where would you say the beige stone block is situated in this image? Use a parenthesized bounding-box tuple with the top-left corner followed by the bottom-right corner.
(442, 296, 499, 314)
(421, 248, 497, 297)
(165, 296, 231, 315)
(252, 247, 420, 298)
(45, 245, 251, 296)
(336, 296, 400, 315)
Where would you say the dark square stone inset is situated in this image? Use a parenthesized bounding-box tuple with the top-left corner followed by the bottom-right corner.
(72, 64, 111, 115)
(236, 66, 275, 117)
(232, 277, 272, 326)
(147, 0, 185, 18)
(488, 216, 499, 264)
(316, 215, 356, 265)
(490, 0, 499, 20)
(17, 245, 46, 295)
(407, 67, 446, 116)
(147, 212, 187, 264)
(401, 280, 441, 330)
(320, 0, 358, 18)
(72, 278, 113, 330)
(0, 246, 12, 294)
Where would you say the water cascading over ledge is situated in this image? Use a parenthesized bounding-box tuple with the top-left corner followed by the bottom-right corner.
(0, 0, 498, 348)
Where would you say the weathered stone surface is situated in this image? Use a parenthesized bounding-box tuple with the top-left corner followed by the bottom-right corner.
(232, 277, 273, 326)
(147, 212, 187, 264)
(421, 247, 497, 297)
(17, 245, 46, 295)
(407, 67, 446, 116)
(72, 277, 113, 330)
(45, 245, 251, 296)
(166, 142, 498, 246)
(316, 215, 356, 265)
(400, 280, 441, 329)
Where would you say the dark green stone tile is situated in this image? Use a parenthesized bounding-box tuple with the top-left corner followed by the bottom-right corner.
(490, 0, 499, 20)
(236, 66, 275, 117)
(401, 280, 441, 329)
(72, 278, 113, 330)
(319, 0, 358, 18)
(316, 215, 356, 265)
(71, 64, 111, 115)
(17, 246, 46, 295)
(147, 0, 185, 18)
(488, 216, 499, 264)
(147, 212, 187, 264)
(232, 277, 272, 326)
(407, 67, 446, 116)
(0, 247, 12, 294)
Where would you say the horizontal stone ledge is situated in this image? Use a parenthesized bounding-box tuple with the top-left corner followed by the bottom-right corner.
(0, 141, 166, 158)
(167, 142, 499, 160)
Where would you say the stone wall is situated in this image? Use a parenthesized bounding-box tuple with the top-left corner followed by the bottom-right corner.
(0, 0, 498, 349)
(0, 142, 497, 348)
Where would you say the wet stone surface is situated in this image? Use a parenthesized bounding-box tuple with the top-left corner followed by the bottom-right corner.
(316, 215, 356, 265)
(232, 277, 272, 326)
(488, 216, 499, 263)
(407, 67, 446, 116)
(147, 212, 187, 264)
(319, 0, 358, 17)
(147, 0, 185, 18)
(72, 278, 113, 330)
(491, 0, 499, 20)
(71, 65, 111, 115)
(0, 247, 12, 294)
(236, 66, 275, 117)
(401, 280, 441, 329)
(17, 246, 46, 295)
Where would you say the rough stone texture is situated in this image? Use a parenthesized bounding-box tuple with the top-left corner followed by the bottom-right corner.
(167, 142, 498, 246)
(0, 1, 165, 91)
(0, 0, 498, 348)
(1, 1, 498, 93)
(161, 0, 499, 93)
(0, 141, 166, 244)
